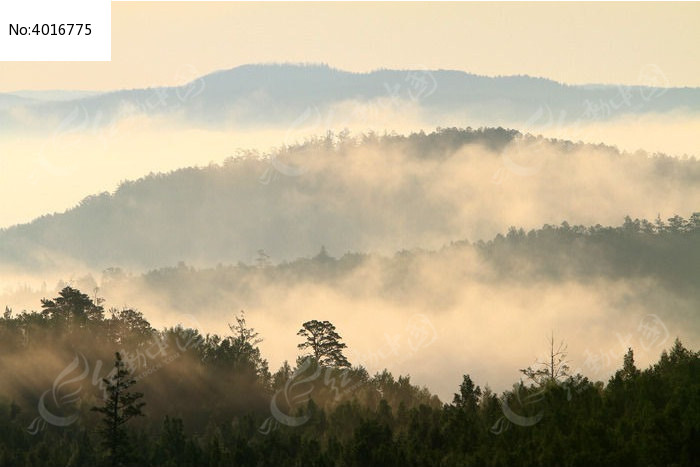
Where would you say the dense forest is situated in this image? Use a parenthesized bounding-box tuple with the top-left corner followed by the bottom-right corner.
(0, 280, 698, 466)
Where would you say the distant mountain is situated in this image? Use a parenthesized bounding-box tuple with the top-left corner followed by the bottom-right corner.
(1, 128, 697, 271)
(2, 64, 699, 134)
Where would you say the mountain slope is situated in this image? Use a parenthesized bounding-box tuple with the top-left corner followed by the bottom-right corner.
(0, 128, 697, 271)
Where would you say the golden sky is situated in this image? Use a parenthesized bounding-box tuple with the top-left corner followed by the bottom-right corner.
(1, 1, 699, 91)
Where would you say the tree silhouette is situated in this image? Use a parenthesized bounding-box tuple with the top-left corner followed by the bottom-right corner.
(453, 374, 481, 412)
(620, 347, 640, 381)
(297, 320, 350, 368)
(520, 332, 570, 386)
(228, 311, 270, 382)
(40, 286, 104, 331)
(92, 352, 145, 466)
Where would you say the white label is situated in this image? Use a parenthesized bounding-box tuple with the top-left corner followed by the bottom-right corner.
(0, 0, 110, 61)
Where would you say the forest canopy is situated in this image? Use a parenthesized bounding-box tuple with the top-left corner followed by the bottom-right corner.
(0, 283, 697, 466)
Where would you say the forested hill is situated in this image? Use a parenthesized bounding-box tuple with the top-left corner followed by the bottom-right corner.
(99, 216, 700, 324)
(99, 215, 699, 298)
(0, 128, 698, 271)
(3, 216, 698, 341)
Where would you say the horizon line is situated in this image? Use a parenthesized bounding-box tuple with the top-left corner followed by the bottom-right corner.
(3, 62, 695, 96)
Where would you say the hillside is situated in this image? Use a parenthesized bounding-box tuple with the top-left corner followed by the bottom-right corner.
(1, 128, 698, 271)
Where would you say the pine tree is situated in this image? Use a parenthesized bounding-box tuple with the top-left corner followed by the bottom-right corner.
(621, 347, 640, 381)
(453, 374, 481, 412)
(91, 352, 145, 466)
(297, 320, 350, 368)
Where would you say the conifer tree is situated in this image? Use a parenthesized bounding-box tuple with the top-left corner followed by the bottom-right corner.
(297, 320, 350, 368)
(91, 352, 145, 466)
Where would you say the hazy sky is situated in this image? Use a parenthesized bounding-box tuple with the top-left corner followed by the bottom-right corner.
(1, 2, 699, 92)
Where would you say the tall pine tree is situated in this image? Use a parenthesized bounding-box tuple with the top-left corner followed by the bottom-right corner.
(91, 352, 145, 466)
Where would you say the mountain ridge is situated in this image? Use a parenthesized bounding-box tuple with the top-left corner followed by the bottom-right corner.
(2, 64, 698, 134)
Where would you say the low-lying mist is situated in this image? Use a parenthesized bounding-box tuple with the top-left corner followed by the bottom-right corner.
(1, 97, 698, 229)
(0, 128, 698, 272)
(3, 219, 697, 401)
(1, 119, 697, 402)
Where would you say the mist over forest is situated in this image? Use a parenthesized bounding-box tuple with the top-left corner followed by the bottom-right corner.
(1, 128, 698, 270)
(2, 64, 699, 230)
(1, 122, 698, 402)
(2, 211, 698, 401)
(1, 64, 698, 466)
